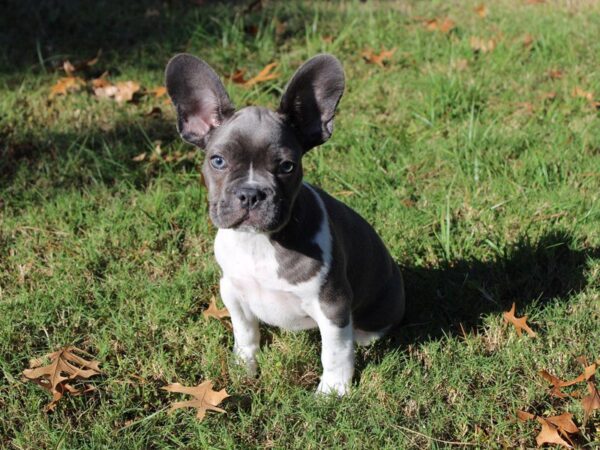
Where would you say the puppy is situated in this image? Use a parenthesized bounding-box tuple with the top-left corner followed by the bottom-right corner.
(165, 54, 405, 395)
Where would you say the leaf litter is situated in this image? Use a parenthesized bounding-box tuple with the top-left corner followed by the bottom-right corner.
(22, 346, 101, 411)
(162, 380, 229, 421)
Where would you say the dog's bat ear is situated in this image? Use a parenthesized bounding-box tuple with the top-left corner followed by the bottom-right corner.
(165, 54, 235, 149)
(278, 54, 345, 152)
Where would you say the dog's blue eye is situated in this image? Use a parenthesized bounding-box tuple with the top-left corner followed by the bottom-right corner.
(210, 155, 227, 170)
(279, 161, 295, 174)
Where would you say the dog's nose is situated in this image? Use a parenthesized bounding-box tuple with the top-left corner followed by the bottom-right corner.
(235, 187, 267, 210)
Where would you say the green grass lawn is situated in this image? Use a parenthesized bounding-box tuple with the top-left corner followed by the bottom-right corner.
(1, 0, 599, 448)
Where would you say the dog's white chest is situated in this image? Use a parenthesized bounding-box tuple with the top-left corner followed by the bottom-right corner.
(214, 229, 323, 330)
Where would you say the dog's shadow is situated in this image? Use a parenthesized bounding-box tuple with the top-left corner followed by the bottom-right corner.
(355, 229, 598, 371)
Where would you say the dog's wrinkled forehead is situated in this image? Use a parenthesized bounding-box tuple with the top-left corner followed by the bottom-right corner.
(206, 106, 301, 157)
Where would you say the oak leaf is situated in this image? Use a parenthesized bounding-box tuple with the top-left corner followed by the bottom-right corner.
(536, 414, 578, 448)
(203, 296, 230, 321)
(424, 18, 456, 34)
(517, 409, 536, 421)
(582, 380, 600, 425)
(503, 303, 536, 337)
(548, 69, 563, 80)
(241, 62, 279, 88)
(22, 346, 101, 411)
(49, 76, 85, 98)
(149, 86, 167, 98)
(470, 36, 496, 53)
(539, 369, 570, 398)
(162, 380, 229, 421)
(474, 4, 488, 18)
(361, 48, 396, 67)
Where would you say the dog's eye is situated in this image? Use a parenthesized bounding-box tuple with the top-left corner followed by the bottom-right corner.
(210, 155, 227, 170)
(278, 161, 295, 174)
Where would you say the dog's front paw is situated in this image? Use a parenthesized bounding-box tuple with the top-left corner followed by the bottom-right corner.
(316, 374, 351, 396)
(233, 344, 258, 377)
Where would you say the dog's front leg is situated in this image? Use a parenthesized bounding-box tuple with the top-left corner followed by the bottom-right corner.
(220, 277, 260, 376)
(315, 314, 354, 396)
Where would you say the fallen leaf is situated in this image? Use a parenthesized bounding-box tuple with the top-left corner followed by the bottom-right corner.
(203, 296, 230, 320)
(470, 36, 496, 53)
(517, 410, 536, 421)
(132, 152, 147, 162)
(535, 414, 573, 448)
(503, 303, 536, 337)
(548, 69, 563, 80)
(362, 48, 396, 67)
(424, 18, 456, 34)
(582, 380, 600, 425)
(562, 363, 597, 386)
(149, 86, 167, 98)
(453, 59, 469, 71)
(49, 76, 85, 98)
(63, 60, 76, 76)
(22, 346, 101, 411)
(230, 69, 248, 84)
(540, 91, 557, 102)
(523, 33, 535, 49)
(242, 62, 279, 88)
(94, 80, 140, 103)
(539, 370, 569, 398)
(572, 86, 594, 102)
(322, 35, 334, 43)
(474, 4, 488, 18)
(162, 380, 229, 421)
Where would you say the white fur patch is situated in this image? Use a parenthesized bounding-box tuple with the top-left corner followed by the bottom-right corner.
(214, 184, 354, 395)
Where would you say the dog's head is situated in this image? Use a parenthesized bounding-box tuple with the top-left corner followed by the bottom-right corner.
(165, 54, 344, 232)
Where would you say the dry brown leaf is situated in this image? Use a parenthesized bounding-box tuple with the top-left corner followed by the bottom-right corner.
(572, 86, 594, 101)
(517, 409, 536, 421)
(49, 76, 85, 98)
(162, 380, 229, 421)
(453, 58, 469, 71)
(536, 414, 578, 448)
(22, 346, 101, 411)
(63, 60, 76, 76)
(203, 296, 230, 320)
(582, 380, 600, 425)
(548, 69, 563, 80)
(242, 62, 279, 88)
(94, 80, 140, 103)
(562, 363, 597, 386)
(362, 48, 396, 68)
(523, 33, 535, 49)
(503, 303, 536, 337)
(470, 36, 496, 53)
(132, 152, 147, 162)
(322, 35, 334, 44)
(539, 370, 569, 398)
(149, 86, 167, 98)
(230, 69, 248, 84)
(474, 4, 488, 18)
(424, 18, 456, 34)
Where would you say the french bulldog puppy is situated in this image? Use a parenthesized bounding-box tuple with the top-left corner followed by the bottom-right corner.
(165, 53, 405, 395)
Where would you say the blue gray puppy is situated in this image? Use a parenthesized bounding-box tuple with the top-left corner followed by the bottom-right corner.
(165, 53, 405, 395)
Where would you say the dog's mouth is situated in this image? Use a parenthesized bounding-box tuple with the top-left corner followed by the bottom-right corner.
(212, 201, 289, 233)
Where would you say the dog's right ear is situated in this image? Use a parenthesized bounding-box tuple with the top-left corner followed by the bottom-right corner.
(165, 54, 235, 149)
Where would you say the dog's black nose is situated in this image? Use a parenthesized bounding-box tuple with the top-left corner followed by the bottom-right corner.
(235, 187, 267, 210)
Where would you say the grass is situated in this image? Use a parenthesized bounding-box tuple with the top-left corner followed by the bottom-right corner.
(1, 0, 599, 448)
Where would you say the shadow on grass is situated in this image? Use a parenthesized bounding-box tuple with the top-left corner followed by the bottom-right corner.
(0, 114, 184, 195)
(0, 0, 242, 74)
(356, 230, 598, 370)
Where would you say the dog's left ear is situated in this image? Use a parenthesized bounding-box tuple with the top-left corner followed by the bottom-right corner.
(278, 54, 345, 152)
